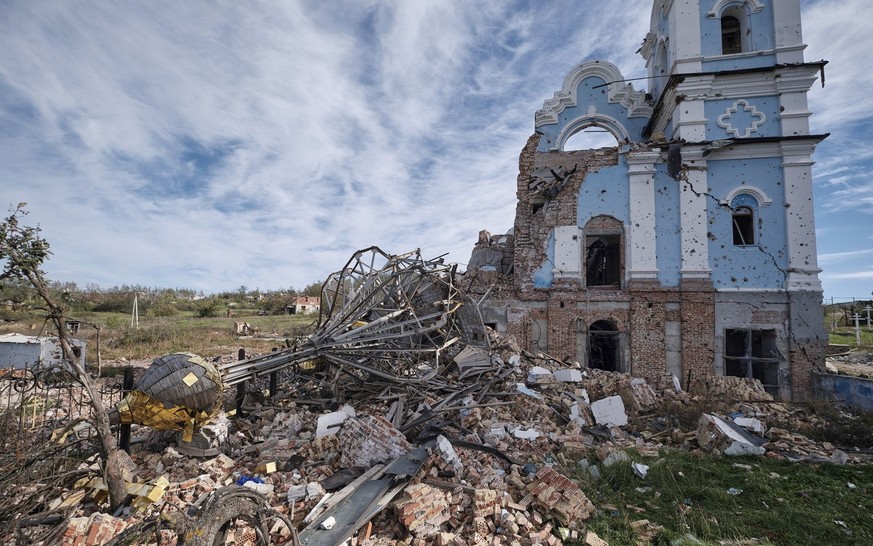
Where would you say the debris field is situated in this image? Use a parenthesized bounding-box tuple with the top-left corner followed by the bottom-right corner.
(2, 330, 864, 546)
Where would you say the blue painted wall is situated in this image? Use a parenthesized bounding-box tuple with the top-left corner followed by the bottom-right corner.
(533, 231, 556, 288)
(814, 373, 873, 412)
(706, 157, 788, 289)
(577, 157, 630, 226)
(705, 96, 781, 140)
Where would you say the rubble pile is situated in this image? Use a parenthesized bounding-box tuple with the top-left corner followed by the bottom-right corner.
(1, 328, 868, 545)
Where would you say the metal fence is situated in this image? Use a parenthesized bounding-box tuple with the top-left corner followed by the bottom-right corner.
(0, 363, 126, 479)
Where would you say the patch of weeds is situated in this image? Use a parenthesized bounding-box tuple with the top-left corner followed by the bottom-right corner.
(108, 322, 178, 353)
(565, 448, 873, 546)
(802, 402, 873, 448)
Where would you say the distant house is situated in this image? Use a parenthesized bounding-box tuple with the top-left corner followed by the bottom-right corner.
(290, 295, 321, 315)
(0, 333, 87, 371)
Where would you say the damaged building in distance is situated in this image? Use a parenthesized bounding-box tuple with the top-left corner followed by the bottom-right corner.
(466, 0, 827, 400)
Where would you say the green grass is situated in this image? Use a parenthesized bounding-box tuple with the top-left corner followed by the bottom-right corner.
(829, 327, 873, 349)
(564, 449, 873, 546)
(0, 311, 317, 362)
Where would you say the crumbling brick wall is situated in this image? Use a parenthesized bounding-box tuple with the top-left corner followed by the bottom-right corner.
(513, 136, 619, 292)
(680, 282, 717, 390)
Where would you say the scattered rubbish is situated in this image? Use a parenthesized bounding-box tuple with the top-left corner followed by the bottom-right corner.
(591, 395, 629, 427)
(697, 413, 767, 456)
(727, 487, 743, 495)
(632, 462, 649, 479)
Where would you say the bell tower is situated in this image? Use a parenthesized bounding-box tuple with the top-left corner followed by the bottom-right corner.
(639, 0, 828, 399)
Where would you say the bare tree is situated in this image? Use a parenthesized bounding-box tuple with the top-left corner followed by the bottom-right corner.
(0, 204, 128, 510)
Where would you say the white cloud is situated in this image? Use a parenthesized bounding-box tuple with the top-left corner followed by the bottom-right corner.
(822, 271, 873, 281)
(818, 248, 873, 265)
(0, 0, 867, 302)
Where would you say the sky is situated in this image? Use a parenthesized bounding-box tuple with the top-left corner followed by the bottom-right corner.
(0, 1, 870, 302)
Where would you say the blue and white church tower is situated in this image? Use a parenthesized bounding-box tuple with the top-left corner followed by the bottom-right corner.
(469, 0, 827, 400)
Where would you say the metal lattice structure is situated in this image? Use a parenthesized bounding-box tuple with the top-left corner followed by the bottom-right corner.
(219, 247, 484, 387)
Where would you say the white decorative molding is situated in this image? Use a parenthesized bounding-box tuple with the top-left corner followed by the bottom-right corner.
(719, 185, 773, 207)
(708, 0, 764, 18)
(535, 60, 652, 127)
(640, 31, 657, 60)
(704, 141, 782, 160)
(717, 99, 766, 138)
(555, 112, 630, 147)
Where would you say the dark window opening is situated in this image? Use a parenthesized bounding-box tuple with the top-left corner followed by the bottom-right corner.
(532, 201, 545, 214)
(71, 346, 82, 359)
(586, 235, 621, 287)
(589, 320, 620, 372)
(732, 206, 755, 245)
(721, 16, 742, 54)
(725, 328, 780, 395)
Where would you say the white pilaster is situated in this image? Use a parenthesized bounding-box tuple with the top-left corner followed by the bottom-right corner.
(679, 147, 711, 279)
(552, 226, 583, 278)
(670, 0, 702, 67)
(781, 141, 822, 291)
(672, 76, 714, 141)
(772, 0, 805, 64)
(776, 66, 820, 137)
(626, 150, 661, 281)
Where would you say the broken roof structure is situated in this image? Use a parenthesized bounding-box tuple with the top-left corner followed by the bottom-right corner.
(466, 0, 828, 401)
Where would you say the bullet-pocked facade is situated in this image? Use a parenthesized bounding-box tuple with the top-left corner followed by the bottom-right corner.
(467, 0, 827, 400)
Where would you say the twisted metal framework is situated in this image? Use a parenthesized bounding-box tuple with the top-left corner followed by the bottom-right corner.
(220, 247, 478, 386)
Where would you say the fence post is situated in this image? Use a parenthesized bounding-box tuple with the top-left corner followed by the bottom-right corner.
(269, 347, 279, 399)
(236, 348, 246, 417)
(119, 367, 134, 453)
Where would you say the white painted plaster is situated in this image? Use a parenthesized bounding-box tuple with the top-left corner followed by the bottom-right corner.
(670, 0, 702, 64)
(780, 140, 822, 291)
(707, 0, 764, 19)
(679, 147, 711, 278)
(626, 150, 660, 280)
(771, 0, 805, 64)
(552, 226, 583, 278)
(591, 395, 628, 427)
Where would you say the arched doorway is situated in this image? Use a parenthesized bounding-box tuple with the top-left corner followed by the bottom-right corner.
(589, 320, 620, 372)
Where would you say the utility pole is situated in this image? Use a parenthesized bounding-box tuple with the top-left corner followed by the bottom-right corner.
(852, 313, 862, 346)
(865, 305, 872, 332)
(131, 293, 139, 329)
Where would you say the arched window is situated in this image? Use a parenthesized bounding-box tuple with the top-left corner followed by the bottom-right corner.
(731, 193, 758, 246)
(721, 15, 742, 54)
(732, 206, 755, 245)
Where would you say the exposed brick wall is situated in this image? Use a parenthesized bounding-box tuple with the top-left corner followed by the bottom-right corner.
(629, 291, 668, 380)
(680, 282, 716, 390)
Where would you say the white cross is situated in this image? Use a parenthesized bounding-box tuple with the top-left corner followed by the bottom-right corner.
(865, 305, 872, 331)
(852, 313, 863, 346)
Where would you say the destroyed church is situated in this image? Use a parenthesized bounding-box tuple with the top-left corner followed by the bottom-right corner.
(467, 0, 827, 401)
